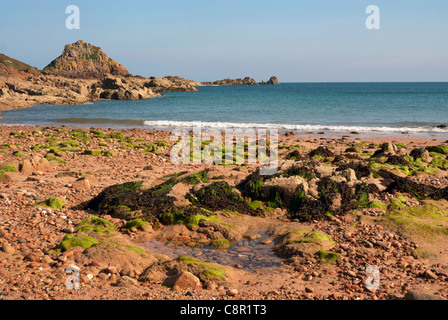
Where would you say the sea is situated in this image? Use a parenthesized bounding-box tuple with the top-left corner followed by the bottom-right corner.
(1, 82, 448, 138)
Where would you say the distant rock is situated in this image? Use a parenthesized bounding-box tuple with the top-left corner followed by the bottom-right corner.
(266, 76, 280, 85)
(202, 76, 279, 86)
(202, 77, 257, 86)
(144, 76, 201, 92)
(43, 40, 131, 79)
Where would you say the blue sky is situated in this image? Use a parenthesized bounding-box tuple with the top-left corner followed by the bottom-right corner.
(0, 0, 447, 82)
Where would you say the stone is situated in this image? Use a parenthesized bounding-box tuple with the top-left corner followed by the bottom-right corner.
(405, 291, 446, 300)
(105, 266, 118, 274)
(1, 244, 15, 254)
(226, 288, 239, 296)
(162, 271, 201, 290)
(114, 276, 138, 287)
(72, 177, 91, 190)
(423, 270, 438, 280)
(63, 227, 75, 233)
(260, 176, 308, 207)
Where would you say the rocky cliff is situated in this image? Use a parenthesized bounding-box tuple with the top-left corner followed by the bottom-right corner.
(43, 40, 131, 79)
(0, 41, 200, 111)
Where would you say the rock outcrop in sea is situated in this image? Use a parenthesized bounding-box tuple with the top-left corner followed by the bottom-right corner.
(202, 76, 280, 86)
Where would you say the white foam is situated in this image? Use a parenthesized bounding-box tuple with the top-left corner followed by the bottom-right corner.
(142, 120, 448, 133)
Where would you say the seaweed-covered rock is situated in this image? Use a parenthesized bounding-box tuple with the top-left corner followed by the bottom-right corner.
(274, 230, 336, 259)
(189, 181, 257, 215)
(86, 180, 184, 229)
(379, 170, 448, 201)
(410, 148, 433, 163)
(371, 142, 397, 158)
(288, 176, 355, 221)
(309, 147, 335, 158)
(260, 176, 308, 208)
(286, 150, 303, 160)
(386, 155, 413, 167)
(336, 161, 371, 180)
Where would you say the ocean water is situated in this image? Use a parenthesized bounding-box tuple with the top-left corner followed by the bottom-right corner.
(1, 82, 448, 136)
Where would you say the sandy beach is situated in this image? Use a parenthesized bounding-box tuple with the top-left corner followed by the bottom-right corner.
(0, 124, 447, 301)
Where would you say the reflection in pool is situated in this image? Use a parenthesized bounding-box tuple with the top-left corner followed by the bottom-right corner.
(142, 229, 282, 272)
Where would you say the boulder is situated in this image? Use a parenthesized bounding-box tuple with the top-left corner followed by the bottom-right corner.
(162, 271, 201, 290)
(260, 176, 309, 207)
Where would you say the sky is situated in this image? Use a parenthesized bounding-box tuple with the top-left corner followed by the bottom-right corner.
(0, 0, 447, 82)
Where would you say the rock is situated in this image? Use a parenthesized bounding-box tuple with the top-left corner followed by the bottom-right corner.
(372, 142, 397, 158)
(347, 270, 357, 278)
(405, 291, 446, 300)
(0, 173, 12, 182)
(97, 273, 109, 281)
(226, 288, 239, 296)
(266, 76, 280, 85)
(260, 176, 308, 207)
(43, 40, 130, 79)
(72, 177, 91, 190)
(423, 270, 438, 280)
(202, 77, 257, 86)
(63, 227, 75, 233)
(105, 266, 118, 274)
(1, 244, 15, 254)
(114, 276, 138, 287)
(409, 148, 433, 163)
(162, 271, 201, 290)
(143, 76, 200, 93)
(20, 159, 34, 175)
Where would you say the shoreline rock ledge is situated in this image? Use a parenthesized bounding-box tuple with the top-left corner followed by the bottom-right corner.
(201, 76, 279, 86)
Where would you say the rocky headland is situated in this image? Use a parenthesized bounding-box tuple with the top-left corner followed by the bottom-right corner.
(0, 41, 201, 111)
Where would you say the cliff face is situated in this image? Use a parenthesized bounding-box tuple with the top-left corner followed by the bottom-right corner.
(43, 40, 131, 79)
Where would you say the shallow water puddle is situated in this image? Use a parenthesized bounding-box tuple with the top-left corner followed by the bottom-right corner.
(142, 229, 282, 272)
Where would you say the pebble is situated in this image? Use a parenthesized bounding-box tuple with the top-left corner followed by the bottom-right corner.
(63, 227, 75, 233)
(305, 287, 314, 293)
(105, 266, 118, 274)
(1, 244, 15, 254)
(347, 270, 357, 278)
(423, 270, 438, 280)
(226, 289, 239, 296)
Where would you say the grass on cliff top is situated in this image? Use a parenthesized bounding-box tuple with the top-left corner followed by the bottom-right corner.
(0, 53, 39, 71)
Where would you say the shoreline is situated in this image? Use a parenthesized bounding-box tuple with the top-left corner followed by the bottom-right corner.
(0, 121, 447, 141)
